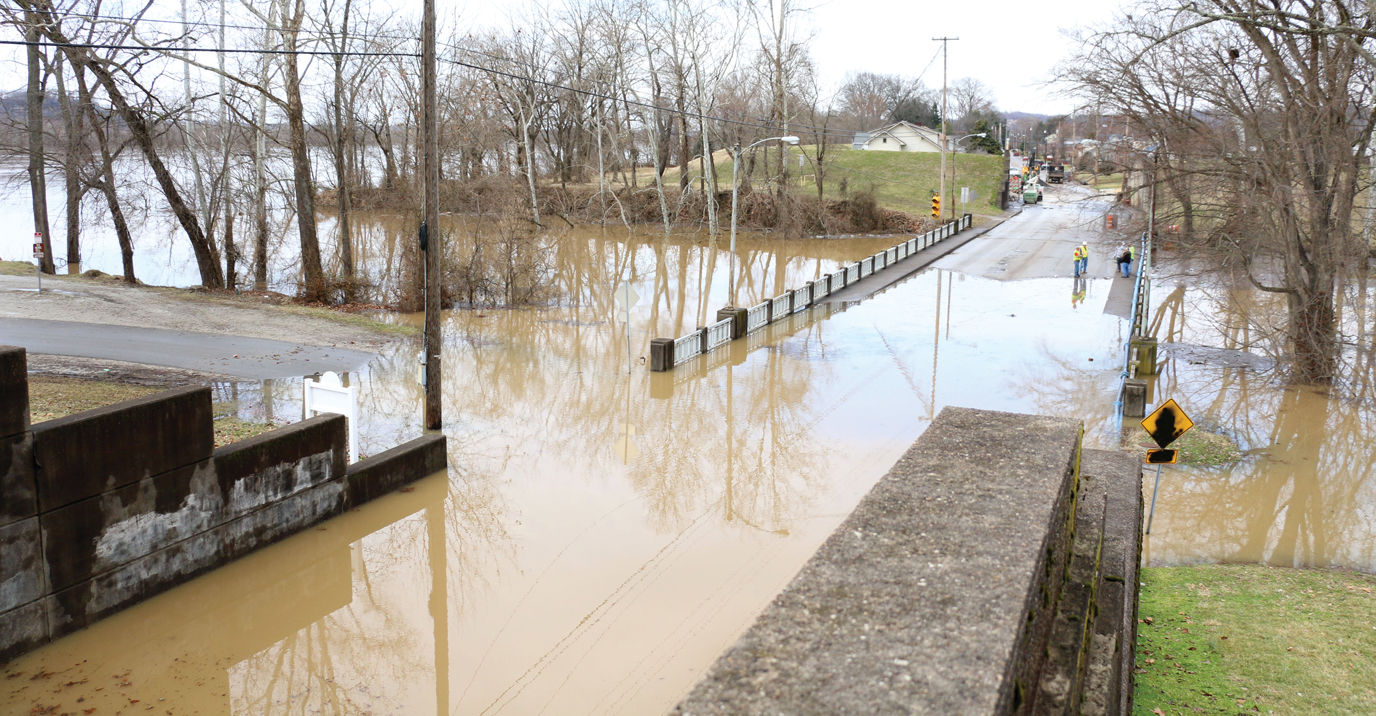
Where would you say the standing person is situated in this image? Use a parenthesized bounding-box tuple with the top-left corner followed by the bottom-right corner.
(1079, 242, 1090, 276)
(1073, 243, 1085, 277)
(1116, 243, 1132, 278)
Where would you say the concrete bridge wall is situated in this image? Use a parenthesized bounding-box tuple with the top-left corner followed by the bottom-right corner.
(0, 345, 446, 662)
(675, 407, 1143, 715)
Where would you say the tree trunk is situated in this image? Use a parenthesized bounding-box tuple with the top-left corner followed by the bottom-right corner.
(26, 10, 54, 273)
(330, 3, 355, 302)
(74, 61, 134, 283)
(54, 57, 84, 275)
(520, 105, 541, 225)
(284, 0, 326, 300)
(252, 23, 271, 291)
(225, 209, 236, 290)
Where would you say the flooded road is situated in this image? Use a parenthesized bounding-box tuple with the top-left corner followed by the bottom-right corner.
(4, 208, 1133, 713)
(5, 183, 1376, 713)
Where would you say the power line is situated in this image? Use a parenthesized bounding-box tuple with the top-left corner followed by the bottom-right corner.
(3, 37, 867, 141)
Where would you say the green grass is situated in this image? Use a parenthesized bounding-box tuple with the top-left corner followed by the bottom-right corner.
(27, 376, 276, 447)
(1, 259, 38, 276)
(663, 145, 1008, 217)
(1131, 428, 1244, 467)
(1135, 564, 1376, 714)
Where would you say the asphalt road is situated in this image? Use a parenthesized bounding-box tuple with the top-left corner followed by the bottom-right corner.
(0, 317, 376, 379)
(932, 182, 1121, 280)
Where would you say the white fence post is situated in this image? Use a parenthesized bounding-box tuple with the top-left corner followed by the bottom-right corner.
(305, 371, 358, 463)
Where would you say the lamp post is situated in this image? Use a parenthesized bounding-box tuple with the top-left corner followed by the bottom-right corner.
(729, 135, 799, 307)
(950, 132, 987, 218)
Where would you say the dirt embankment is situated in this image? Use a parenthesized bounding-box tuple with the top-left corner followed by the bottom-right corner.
(325, 177, 934, 236)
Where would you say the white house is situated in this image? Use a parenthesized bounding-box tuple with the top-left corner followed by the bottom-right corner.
(855, 121, 951, 153)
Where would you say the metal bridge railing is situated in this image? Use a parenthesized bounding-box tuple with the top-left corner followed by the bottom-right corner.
(651, 214, 977, 371)
(747, 301, 770, 332)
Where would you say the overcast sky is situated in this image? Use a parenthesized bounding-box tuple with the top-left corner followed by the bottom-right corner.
(3, 0, 1133, 116)
(800, 0, 1132, 115)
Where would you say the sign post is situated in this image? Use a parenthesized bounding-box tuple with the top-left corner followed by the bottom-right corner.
(32, 234, 43, 293)
(1141, 398, 1194, 534)
(615, 282, 639, 375)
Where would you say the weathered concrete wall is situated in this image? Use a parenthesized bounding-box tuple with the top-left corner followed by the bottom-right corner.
(0, 346, 448, 662)
(675, 406, 1143, 714)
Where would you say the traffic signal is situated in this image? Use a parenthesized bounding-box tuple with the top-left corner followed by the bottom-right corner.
(930, 194, 941, 218)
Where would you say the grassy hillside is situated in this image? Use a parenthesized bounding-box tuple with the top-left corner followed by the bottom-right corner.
(662, 145, 1007, 218)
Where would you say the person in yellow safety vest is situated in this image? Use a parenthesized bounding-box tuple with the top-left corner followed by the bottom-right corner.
(1073, 242, 1089, 277)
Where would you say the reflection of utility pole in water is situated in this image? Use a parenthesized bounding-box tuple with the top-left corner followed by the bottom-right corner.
(724, 361, 733, 522)
(427, 503, 448, 715)
(931, 270, 943, 420)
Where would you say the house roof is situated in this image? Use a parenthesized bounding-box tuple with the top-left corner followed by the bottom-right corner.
(865, 128, 908, 146)
(868, 120, 940, 138)
(863, 121, 944, 150)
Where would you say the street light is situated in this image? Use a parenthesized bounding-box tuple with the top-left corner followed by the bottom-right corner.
(950, 132, 987, 219)
(729, 134, 800, 306)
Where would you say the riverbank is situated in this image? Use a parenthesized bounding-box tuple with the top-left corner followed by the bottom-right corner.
(1135, 564, 1376, 714)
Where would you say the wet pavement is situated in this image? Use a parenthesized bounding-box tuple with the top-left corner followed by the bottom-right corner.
(0, 317, 376, 379)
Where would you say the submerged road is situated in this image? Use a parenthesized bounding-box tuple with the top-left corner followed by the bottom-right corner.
(935, 182, 1118, 280)
(2, 180, 1147, 715)
(0, 317, 375, 379)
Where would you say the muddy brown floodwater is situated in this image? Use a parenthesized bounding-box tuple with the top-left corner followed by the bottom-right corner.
(1136, 280, 1376, 572)
(5, 221, 1376, 713)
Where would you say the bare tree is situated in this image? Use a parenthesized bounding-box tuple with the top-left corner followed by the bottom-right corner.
(1063, 0, 1376, 383)
(12, 0, 225, 287)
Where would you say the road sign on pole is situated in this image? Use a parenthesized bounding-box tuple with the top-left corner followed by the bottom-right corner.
(32, 233, 42, 293)
(1141, 398, 1192, 534)
(1141, 398, 1193, 449)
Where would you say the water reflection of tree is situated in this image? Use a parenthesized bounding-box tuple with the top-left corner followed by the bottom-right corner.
(1142, 285, 1376, 571)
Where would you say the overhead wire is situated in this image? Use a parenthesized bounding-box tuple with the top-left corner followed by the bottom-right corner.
(3, 11, 963, 156)
(3, 36, 872, 142)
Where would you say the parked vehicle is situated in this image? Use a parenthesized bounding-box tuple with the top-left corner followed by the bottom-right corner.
(1047, 164, 1066, 184)
(1023, 184, 1041, 204)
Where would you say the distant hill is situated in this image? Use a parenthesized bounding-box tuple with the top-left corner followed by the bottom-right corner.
(0, 88, 68, 121)
(1004, 111, 1051, 121)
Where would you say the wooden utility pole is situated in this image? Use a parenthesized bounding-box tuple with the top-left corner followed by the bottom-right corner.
(422, 0, 442, 429)
(933, 36, 957, 221)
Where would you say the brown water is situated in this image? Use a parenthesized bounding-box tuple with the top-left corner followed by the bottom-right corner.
(1137, 281, 1376, 572)
(6, 231, 1376, 713)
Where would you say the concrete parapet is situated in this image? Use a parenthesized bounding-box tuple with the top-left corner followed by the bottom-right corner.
(0, 346, 28, 438)
(716, 307, 748, 340)
(1130, 337, 1158, 376)
(0, 349, 449, 663)
(1123, 379, 1148, 418)
(347, 433, 448, 505)
(1083, 449, 1144, 715)
(675, 410, 1143, 715)
(674, 407, 1083, 714)
(1, 433, 35, 529)
(649, 338, 674, 373)
(1, 347, 36, 529)
(212, 414, 347, 518)
(32, 386, 213, 512)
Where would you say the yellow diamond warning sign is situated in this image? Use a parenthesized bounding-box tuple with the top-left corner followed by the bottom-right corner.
(1141, 399, 1193, 449)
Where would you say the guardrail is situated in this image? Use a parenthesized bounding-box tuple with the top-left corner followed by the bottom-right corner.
(650, 214, 974, 371)
(1114, 230, 1154, 424)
